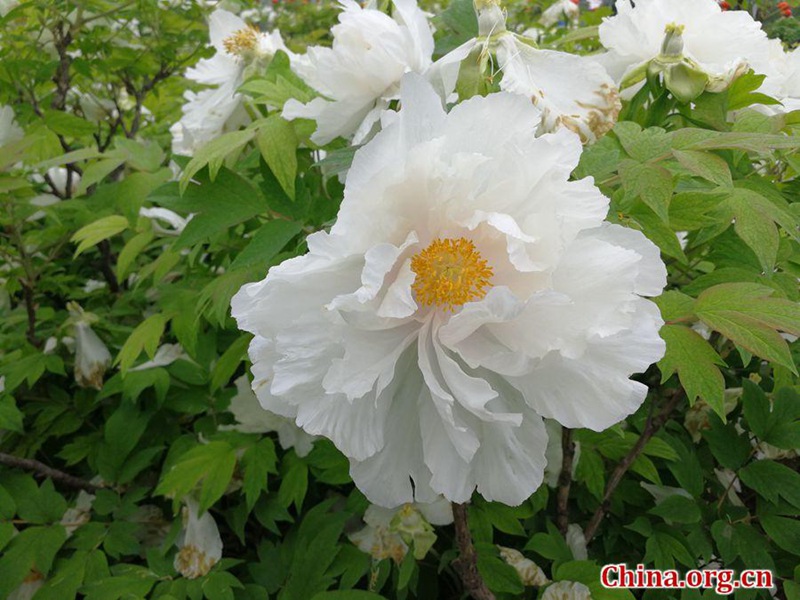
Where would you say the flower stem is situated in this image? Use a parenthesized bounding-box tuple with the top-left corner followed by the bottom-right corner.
(452, 502, 496, 600)
(556, 427, 575, 535)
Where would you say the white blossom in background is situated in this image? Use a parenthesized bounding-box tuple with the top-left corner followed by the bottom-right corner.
(139, 207, 193, 236)
(683, 389, 740, 443)
(349, 498, 453, 562)
(222, 375, 317, 457)
(7, 573, 44, 600)
(714, 468, 744, 507)
(543, 419, 580, 488)
(232, 75, 666, 508)
(566, 523, 588, 560)
(761, 46, 800, 114)
(68, 302, 112, 391)
(174, 497, 223, 579)
(61, 489, 96, 537)
(540, 0, 579, 29)
(542, 580, 593, 600)
(598, 0, 782, 100)
(82, 279, 106, 294)
(498, 546, 550, 586)
(0, 105, 23, 147)
(129, 344, 189, 372)
(430, 0, 620, 143)
(283, 0, 434, 145)
(171, 9, 293, 156)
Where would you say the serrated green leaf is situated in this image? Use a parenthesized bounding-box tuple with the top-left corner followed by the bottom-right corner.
(619, 160, 672, 223)
(115, 314, 167, 373)
(229, 219, 302, 271)
(658, 325, 726, 413)
(672, 149, 732, 187)
(255, 115, 298, 200)
(739, 460, 800, 508)
(695, 283, 800, 373)
(180, 129, 256, 193)
(71, 215, 129, 257)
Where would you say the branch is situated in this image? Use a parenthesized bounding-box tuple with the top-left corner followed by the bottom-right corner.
(452, 503, 496, 600)
(556, 427, 575, 535)
(0, 452, 102, 493)
(583, 390, 685, 543)
(21, 279, 41, 348)
(98, 240, 120, 293)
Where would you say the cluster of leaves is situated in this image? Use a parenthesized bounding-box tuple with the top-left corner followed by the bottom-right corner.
(0, 0, 799, 599)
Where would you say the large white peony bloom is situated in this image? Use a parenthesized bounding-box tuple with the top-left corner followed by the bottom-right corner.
(598, 0, 781, 94)
(232, 75, 666, 508)
(283, 0, 434, 145)
(761, 47, 800, 114)
(431, 0, 620, 143)
(171, 9, 291, 156)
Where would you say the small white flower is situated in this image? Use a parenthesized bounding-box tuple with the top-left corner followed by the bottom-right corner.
(641, 482, 692, 504)
(60, 490, 95, 537)
(543, 420, 581, 488)
(139, 206, 193, 236)
(69, 303, 112, 391)
(431, 3, 620, 143)
(222, 375, 317, 457)
(540, 0, 579, 28)
(598, 0, 781, 98)
(129, 344, 188, 372)
(498, 546, 550, 586)
(542, 580, 592, 600)
(232, 75, 666, 508)
(566, 523, 588, 560)
(82, 279, 107, 294)
(349, 498, 452, 562)
(174, 497, 223, 579)
(0, 105, 23, 147)
(171, 9, 292, 156)
(283, 0, 434, 145)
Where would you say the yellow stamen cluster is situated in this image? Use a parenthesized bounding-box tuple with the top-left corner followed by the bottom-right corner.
(223, 26, 259, 56)
(410, 237, 493, 310)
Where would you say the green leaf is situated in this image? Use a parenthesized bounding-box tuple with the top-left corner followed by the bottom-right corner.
(0, 525, 67, 598)
(695, 283, 800, 373)
(672, 149, 732, 187)
(644, 530, 695, 569)
(116, 230, 154, 280)
(649, 495, 701, 524)
(70, 215, 129, 257)
(727, 193, 779, 272)
(229, 219, 302, 271)
(575, 448, 605, 500)
(475, 545, 525, 595)
(240, 51, 316, 107)
(658, 325, 726, 414)
(739, 460, 800, 508)
(278, 459, 308, 511)
(115, 314, 167, 373)
(241, 439, 278, 511)
(654, 291, 695, 323)
(619, 160, 672, 223)
(0, 395, 24, 432)
(255, 115, 298, 200)
(614, 122, 672, 162)
(210, 335, 251, 392)
(310, 592, 388, 600)
(155, 441, 238, 514)
(760, 515, 800, 555)
(179, 129, 256, 193)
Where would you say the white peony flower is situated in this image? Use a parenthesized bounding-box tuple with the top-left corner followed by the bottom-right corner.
(540, 0, 579, 29)
(171, 9, 292, 156)
(283, 0, 434, 145)
(232, 75, 666, 508)
(431, 1, 620, 143)
(761, 46, 800, 114)
(543, 419, 581, 488)
(139, 206, 193, 236)
(0, 105, 23, 147)
(173, 497, 223, 579)
(498, 546, 550, 586)
(68, 303, 112, 391)
(129, 343, 188, 371)
(349, 498, 453, 562)
(542, 580, 592, 600)
(222, 375, 317, 457)
(598, 0, 781, 99)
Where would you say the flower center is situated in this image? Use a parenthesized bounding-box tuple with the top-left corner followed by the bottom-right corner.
(223, 26, 259, 57)
(410, 237, 493, 310)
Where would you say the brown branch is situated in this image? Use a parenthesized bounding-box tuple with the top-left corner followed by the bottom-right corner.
(21, 280, 41, 348)
(0, 452, 102, 493)
(556, 427, 575, 535)
(97, 240, 120, 293)
(583, 390, 685, 543)
(452, 503, 496, 600)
